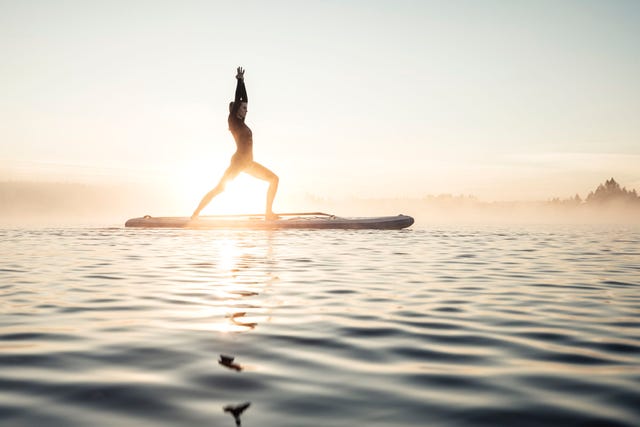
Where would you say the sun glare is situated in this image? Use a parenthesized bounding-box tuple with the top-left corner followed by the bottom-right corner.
(173, 159, 271, 216)
(207, 175, 269, 215)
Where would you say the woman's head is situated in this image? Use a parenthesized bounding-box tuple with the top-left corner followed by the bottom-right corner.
(229, 101, 248, 119)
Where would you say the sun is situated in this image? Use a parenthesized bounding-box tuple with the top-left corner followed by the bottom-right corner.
(169, 156, 282, 216)
(205, 175, 268, 215)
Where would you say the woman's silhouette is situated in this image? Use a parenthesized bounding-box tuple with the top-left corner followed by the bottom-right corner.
(192, 67, 279, 219)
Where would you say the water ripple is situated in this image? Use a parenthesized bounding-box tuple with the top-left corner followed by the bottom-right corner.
(0, 225, 639, 426)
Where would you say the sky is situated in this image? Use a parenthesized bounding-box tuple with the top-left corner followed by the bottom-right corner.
(1, 0, 639, 212)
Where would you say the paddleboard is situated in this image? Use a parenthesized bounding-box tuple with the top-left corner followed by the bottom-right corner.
(125, 212, 414, 230)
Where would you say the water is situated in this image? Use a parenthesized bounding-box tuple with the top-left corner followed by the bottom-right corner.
(1, 225, 639, 426)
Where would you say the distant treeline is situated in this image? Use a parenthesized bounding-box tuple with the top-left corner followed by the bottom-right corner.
(549, 178, 640, 207)
(1, 178, 639, 225)
(308, 178, 640, 224)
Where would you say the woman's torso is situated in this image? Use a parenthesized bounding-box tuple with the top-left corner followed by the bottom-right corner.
(229, 116, 253, 161)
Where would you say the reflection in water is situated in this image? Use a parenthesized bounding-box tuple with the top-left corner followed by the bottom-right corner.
(215, 232, 275, 426)
(224, 401, 251, 427)
(3, 228, 639, 426)
(227, 312, 258, 330)
(208, 233, 277, 335)
(229, 290, 260, 296)
(219, 354, 243, 372)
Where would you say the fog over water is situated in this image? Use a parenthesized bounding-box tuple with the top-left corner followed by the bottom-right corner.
(2, 180, 639, 227)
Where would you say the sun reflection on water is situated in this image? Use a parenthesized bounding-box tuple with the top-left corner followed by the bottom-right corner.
(206, 232, 277, 335)
(153, 232, 278, 337)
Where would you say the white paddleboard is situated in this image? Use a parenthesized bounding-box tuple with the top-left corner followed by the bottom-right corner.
(125, 213, 414, 230)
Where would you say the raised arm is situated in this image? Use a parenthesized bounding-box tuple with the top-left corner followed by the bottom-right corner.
(229, 67, 247, 121)
(234, 66, 247, 104)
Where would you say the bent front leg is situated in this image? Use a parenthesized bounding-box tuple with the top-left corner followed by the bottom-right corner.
(245, 162, 279, 216)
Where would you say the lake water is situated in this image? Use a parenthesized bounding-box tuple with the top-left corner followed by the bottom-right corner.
(1, 224, 639, 426)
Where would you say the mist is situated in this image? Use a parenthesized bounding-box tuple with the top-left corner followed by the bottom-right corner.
(2, 179, 639, 228)
(309, 196, 640, 226)
(0, 181, 169, 227)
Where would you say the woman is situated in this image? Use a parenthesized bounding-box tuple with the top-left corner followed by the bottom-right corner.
(192, 67, 279, 219)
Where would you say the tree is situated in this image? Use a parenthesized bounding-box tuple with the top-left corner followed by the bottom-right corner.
(586, 178, 640, 205)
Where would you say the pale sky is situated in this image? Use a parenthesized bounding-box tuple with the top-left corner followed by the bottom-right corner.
(1, 0, 639, 209)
